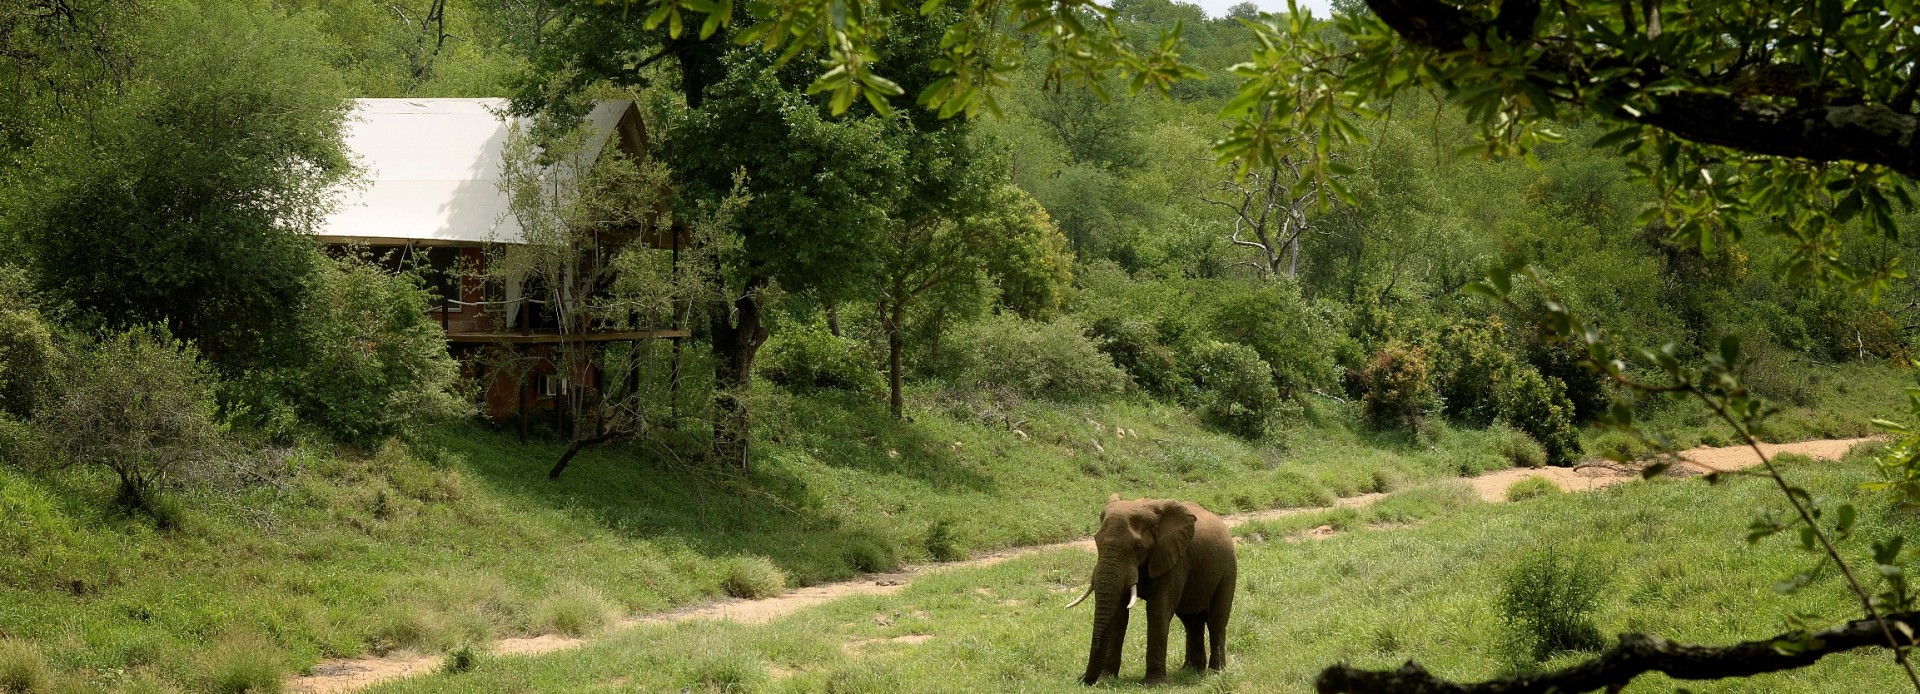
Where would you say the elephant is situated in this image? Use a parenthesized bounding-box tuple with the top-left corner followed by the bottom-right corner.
(1066, 494, 1237, 685)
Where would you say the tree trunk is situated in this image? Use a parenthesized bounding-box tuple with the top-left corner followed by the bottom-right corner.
(885, 300, 907, 420)
(889, 330, 905, 419)
(826, 302, 843, 337)
(710, 277, 770, 471)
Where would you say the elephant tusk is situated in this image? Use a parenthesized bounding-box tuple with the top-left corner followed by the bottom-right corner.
(1065, 585, 1094, 608)
(1126, 585, 1139, 610)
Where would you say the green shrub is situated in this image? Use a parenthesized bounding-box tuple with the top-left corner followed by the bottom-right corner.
(1528, 341, 1612, 422)
(440, 644, 480, 675)
(39, 325, 228, 516)
(720, 556, 788, 599)
(1207, 279, 1340, 397)
(1187, 341, 1284, 439)
(760, 320, 879, 393)
(531, 582, 615, 637)
(0, 300, 57, 422)
(231, 256, 469, 445)
(925, 520, 962, 562)
(1360, 342, 1436, 430)
(841, 533, 902, 574)
(1088, 316, 1184, 399)
(1430, 318, 1516, 425)
(1499, 548, 1607, 660)
(0, 639, 52, 694)
(1492, 424, 1548, 468)
(203, 635, 285, 694)
(944, 314, 1126, 401)
(1498, 366, 1583, 466)
(1505, 477, 1562, 501)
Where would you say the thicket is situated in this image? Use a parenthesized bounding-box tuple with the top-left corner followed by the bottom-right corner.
(37, 326, 228, 519)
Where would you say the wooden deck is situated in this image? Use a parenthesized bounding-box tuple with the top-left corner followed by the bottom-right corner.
(446, 329, 691, 345)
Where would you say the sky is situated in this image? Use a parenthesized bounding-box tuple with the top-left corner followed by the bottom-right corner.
(1187, 0, 1335, 19)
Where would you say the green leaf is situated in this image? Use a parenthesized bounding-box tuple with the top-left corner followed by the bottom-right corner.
(1592, 125, 1642, 150)
(1819, 0, 1845, 32)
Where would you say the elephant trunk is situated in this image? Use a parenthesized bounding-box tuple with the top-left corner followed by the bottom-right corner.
(1080, 558, 1133, 685)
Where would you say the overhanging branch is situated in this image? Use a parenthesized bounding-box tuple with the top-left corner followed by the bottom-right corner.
(1359, 0, 1920, 178)
(1316, 612, 1920, 694)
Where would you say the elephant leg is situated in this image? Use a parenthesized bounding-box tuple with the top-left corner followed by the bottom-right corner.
(1102, 600, 1129, 677)
(1143, 600, 1174, 684)
(1179, 613, 1207, 671)
(1207, 578, 1235, 671)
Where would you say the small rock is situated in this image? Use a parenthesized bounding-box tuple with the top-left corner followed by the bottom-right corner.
(873, 613, 893, 627)
(1114, 428, 1126, 439)
(875, 579, 902, 587)
(1092, 440, 1105, 453)
(887, 449, 900, 459)
(1013, 429, 1030, 441)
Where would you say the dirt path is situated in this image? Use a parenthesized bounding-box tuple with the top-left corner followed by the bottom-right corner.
(285, 436, 1877, 693)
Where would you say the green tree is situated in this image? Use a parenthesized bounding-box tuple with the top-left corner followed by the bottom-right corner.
(876, 179, 1071, 418)
(1, 0, 352, 370)
(39, 326, 227, 518)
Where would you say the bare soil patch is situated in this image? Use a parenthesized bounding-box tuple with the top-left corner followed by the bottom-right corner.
(286, 436, 1876, 693)
(841, 634, 933, 655)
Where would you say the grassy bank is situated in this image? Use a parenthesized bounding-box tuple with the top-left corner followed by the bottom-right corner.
(0, 369, 1905, 691)
(369, 451, 1914, 693)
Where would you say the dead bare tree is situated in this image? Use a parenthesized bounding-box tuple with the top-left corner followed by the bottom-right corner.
(1201, 153, 1324, 278)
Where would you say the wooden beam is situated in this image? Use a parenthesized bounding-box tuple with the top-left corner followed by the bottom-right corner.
(447, 329, 692, 345)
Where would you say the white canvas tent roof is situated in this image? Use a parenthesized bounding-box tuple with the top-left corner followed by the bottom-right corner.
(317, 98, 638, 245)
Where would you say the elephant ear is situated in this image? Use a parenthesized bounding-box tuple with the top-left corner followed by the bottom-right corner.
(1147, 500, 1196, 578)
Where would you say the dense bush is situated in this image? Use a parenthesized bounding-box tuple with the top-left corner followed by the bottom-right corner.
(1360, 342, 1437, 430)
(944, 314, 1126, 401)
(230, 256, 468, 444)
(1188, 341, 1284, 438)
(719, 556, 787, 599)
(1430, 318, 1517, 425)
(760, 321, 880, 393)
(1498, 366, 1583, 466)
(1088, 316, 1185, 398)
(1499, 548, 1607, 660)
(1208, 280, 1340, 396)
(39, 326, 228, 516)
(0, 299, 57, 422)
(1528, 341, 1612, 422)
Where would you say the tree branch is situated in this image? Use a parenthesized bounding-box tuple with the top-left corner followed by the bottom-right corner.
(1317, 613, 1920, 694)
(1360, 0, 1920, 178)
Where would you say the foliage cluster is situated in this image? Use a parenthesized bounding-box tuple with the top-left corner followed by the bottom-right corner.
(1359, 342, 1435, 431)
(1498, 548, 1608, 661)
(760, 321, 882, 393)
(941, 314, 1127, 402)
